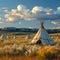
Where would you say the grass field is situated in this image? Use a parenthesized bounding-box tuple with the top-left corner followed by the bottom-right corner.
(0, 32, 60, 60)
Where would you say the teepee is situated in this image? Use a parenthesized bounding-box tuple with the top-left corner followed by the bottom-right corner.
(0, 34, 7, 39)
(13, 35, 16, 39)
(26, 34, 31, 39)
(31, 21, 54, 45)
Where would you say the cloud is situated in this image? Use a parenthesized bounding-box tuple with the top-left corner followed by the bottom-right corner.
(31, 6, 44, 14)
(31, 6, 60, 20)
(17, 5, 26, 12)
(0, 4, 60, 24)
(51, 21, 59, 25)
(56, 7, 60, 15)
(45, 8, 53, 15)
(4, 5, 60, 21)
(0, 17, 4, 23)
(6, 17, 15, 22)
(57, 7, 60, 11)
(51, 20, 60, 25)
(31, 6, 53, 15)
(4, 5, 32, 22)
(0, 7, 8, 13)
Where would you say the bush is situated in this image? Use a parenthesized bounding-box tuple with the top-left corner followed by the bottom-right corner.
(44, 52, 57, 60)
(37, 47, 58, 59)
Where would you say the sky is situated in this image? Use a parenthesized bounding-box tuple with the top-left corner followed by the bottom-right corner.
(0, 0, 60, 28)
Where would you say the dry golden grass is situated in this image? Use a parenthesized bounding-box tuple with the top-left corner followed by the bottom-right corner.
(0, 32, 60, 60)
(37, 48, 57, 56)
(0, 56, 40, 60)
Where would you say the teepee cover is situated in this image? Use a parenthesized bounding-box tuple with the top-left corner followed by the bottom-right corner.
(31, 21, 54, 45)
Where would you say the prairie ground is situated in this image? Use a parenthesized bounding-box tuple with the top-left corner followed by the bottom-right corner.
(0, 32, 60, 60)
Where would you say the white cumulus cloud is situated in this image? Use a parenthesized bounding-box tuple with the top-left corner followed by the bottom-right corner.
(0, 4, 60, 23)
(51, 21, 60, 25)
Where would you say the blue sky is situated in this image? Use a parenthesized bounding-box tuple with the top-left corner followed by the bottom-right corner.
(0, 0, 60, 28)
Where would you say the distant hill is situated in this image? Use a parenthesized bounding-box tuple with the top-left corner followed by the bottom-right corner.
(0, 27, 60, 33)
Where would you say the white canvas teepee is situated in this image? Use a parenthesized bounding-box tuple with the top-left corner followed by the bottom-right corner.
(31, 21, 54, 45)
(0, 34, 7, 39)
(26, 34, 31, 39)
(13, 35, 16, 39)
